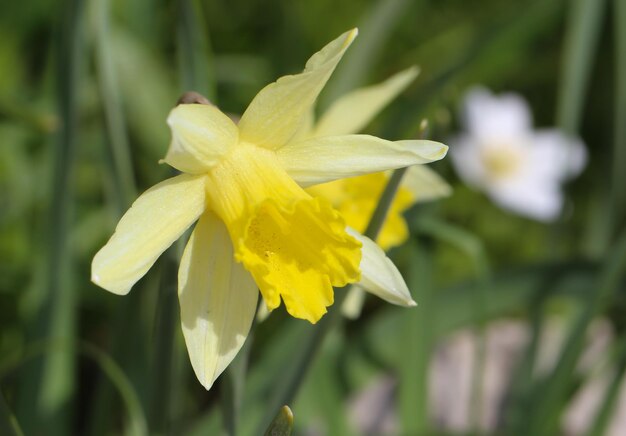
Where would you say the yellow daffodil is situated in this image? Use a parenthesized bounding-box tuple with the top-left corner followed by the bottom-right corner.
(300, 67, 452, 317)
(91, 29, 448, 390)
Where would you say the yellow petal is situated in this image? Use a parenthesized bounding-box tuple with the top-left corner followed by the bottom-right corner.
(238, 29, 358, 149)
(164, 104, 238, 174)
(178, 212, 258, 390)
(313, 66, 419, 136)
(237, 196, 361, 323)
(204, 142, 362, 323)
(347, 228, 416, 307)
(278, 134, 448, 187)
(91, 174, 207, 295)
(402, 165, 452, 202)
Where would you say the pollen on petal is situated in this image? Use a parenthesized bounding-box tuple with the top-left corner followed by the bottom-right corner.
(234, 196, 362, 323)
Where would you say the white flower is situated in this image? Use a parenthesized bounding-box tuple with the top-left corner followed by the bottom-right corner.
(450, 87, 587, 221)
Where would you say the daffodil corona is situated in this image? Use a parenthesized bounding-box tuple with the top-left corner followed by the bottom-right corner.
(92, 29, 448, 390)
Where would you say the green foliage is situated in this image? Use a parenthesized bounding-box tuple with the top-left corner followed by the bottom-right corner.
(0, 0, 623, 434)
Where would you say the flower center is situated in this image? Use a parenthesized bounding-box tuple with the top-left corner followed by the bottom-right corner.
(204, 142, 362, 323)
(480, 143, 525, 180)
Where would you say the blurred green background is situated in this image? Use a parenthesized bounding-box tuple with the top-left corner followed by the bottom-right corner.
(1, 0, 624, 435)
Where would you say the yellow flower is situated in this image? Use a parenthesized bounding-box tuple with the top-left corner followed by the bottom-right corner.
(91, 29, 448, 390)
(300, 68, 452, 317)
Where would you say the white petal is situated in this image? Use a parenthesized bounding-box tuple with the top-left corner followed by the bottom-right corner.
(347, 228, 415, 307)
(402, 165, 452, 202)
(463, 87, 532, 141)
(313, 66, 419, 136)
(238, 29, 357, 149)
(449, 135, 489, 188)
(488, 178, 563, 222)
(531, 129, 587, 181)
(178, 212, 258, 390)
(165, 104, 238, 174)
(92, 174, 207, 295)
(278, 134, 448, 187)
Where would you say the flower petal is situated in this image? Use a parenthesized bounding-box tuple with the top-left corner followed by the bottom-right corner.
(532, 129, 587, 181)
(238, 29, 358, 149)
(314, 66, 419, 136)
(178, 212, 258, 390)
(347, 228, 415, 307)
(164, 104, 238, 174)
(91, 174, 207, 295)
(402, 165, 452, 202)
(463, 87, 532, 141)
(341, 286, 367, 319)
(488, 178, 563, 222)
(278, 134, 448, 187)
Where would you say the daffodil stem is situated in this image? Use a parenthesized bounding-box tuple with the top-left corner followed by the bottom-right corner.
(364, 167, 408, 241)
(258, 167, 408, 432)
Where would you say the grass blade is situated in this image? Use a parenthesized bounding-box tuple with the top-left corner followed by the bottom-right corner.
(322, 0, 414, 105)
(556, 0, 607, 133)
(527, 229, 626, 434)
(0, 390, 24, 436)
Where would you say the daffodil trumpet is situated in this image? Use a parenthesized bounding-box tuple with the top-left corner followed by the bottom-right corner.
(91, 29, 448, 390)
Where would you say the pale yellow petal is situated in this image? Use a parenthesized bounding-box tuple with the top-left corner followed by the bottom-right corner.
(314, 66, 419, 136)
(341, 285, 367, 319)
(178, 212, 258, 391)
(347, 228, 416, 307)
(278, 134, 448, 187)
(402, 165, 452, 202)
(164, 104, 238, 174)
(238, 29, 358, 149)
(91, 174, 207, 295)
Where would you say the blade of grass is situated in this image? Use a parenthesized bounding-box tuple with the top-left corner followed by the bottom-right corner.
(413, 217, 491, 433)
(559, 0, 609, 256)
(15, 0, 85, 433)
(91, 0, 136, 210)
(610, 0, 626, 239)
(177, 0, 216, 101)
(2, 341, 148, 436)
(221, 328, 254, 436)
(586, 338, 626, 436)
(0, 390, 24, 436)
(322, 0, 414, 106)
(556, 0, 607, 133)
(147, 247, 180, 435)
(527, 229, 626, 435)
(86, 0, 148, 434)
(398, 239, 432, 434)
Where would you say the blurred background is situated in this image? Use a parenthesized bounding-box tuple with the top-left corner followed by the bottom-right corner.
(0, 0, 624, 434)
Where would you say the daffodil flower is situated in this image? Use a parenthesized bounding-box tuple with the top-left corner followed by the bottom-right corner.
(300, 67, 451, 317)
(450, 87, 586, 221)
(91, 29, 448, 390)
